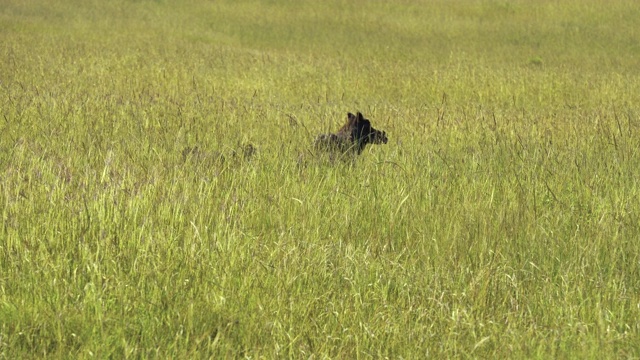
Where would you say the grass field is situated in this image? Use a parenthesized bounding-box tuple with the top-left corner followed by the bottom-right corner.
(2, 0, 640, 358)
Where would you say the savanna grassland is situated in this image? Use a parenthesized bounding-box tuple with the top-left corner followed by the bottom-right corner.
(2, 0, 640, 358)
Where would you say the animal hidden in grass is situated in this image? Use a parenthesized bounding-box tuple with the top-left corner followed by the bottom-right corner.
(314, 112, 388, 155)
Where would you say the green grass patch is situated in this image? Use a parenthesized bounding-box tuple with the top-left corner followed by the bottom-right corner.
(2, 0, 640, 358)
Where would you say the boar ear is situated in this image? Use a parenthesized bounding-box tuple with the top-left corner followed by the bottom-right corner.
(356, 112, 364, 120)
(347, 112, 356, 120)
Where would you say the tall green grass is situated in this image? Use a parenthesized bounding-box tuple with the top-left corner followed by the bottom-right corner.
(2, 0, 640, 358)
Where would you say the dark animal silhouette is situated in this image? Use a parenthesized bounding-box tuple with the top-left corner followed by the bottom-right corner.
(314, 112, 388, 155)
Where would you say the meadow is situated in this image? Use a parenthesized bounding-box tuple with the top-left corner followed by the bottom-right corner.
(1, 0, 640, 358)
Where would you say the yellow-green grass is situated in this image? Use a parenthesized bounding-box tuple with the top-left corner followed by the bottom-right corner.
(2, 0, 640, 358)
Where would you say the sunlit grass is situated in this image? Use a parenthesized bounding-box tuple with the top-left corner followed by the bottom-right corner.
(1, 0, 640, 358)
